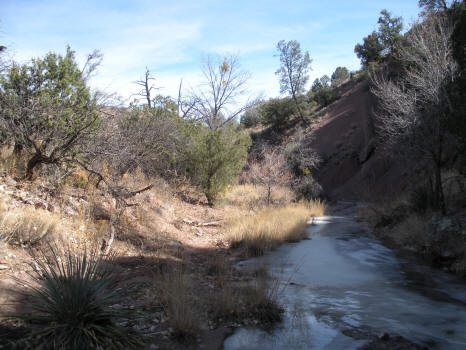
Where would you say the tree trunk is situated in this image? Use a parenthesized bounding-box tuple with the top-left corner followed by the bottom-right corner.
(13, 142, 23, 155)
(434, 163, 446, 214)
(267, 184, 271, 205)
(292, 93, 305, 122)
(24, 154, 44, 180)
(206, 189, 214, 206)
(104, 217, 117, 255)
(205, 174, 215, 206)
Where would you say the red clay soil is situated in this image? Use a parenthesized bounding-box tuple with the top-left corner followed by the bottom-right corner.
(309, 79, 409, 200)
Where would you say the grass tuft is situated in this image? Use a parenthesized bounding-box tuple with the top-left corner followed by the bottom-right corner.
(0, 206, 59, 247)
(242, 265, 284, 325)
(161, 267, 200, 341)
(221, 184, 294, 209)
(227, 200, 325, 256)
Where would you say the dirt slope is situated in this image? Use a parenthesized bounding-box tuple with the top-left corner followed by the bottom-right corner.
(310, 79, 407, 200)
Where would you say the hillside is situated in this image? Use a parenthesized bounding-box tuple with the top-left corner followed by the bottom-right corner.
(309, 79, 406, 200)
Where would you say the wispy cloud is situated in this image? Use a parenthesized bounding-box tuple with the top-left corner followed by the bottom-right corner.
(2, 0, 421, 105)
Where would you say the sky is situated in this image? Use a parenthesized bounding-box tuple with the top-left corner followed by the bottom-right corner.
(1, 0, 421, 105)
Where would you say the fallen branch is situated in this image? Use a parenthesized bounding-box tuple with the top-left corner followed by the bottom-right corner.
(182, 218, 222, 227)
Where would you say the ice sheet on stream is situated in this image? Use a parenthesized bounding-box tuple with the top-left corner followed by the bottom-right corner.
(224, 203, 466, 350)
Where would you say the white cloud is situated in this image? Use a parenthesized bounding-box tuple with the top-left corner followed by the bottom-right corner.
(2, 0, 421, 108)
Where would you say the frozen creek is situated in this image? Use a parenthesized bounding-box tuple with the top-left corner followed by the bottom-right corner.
(224, 201, 466, 350)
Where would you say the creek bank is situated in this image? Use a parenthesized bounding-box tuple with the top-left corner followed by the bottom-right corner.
(360, 203, 466, 278)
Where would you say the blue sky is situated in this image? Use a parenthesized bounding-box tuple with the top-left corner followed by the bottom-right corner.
(1, 0, 421, 104)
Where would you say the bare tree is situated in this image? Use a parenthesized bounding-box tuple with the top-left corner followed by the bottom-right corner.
(85, 106, 182, 179)
(177, 78, 197, 120)
(284, 128, 320, 177)
(75, 107, 178, 253)
(133, 68, 159, 107)
(371, 14, 458, 212)
(249, 147, 292, 205)
(180, 54, 256, 130)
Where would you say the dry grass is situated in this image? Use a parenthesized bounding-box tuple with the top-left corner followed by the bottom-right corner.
(0, 146, 27, 177)
(221, 184, 294, 209)
(212, 262, 284, 327)
(241, 264, 284, 325)
(0, 206, 60, 247)
(0, 196, 96, 250)
(227, 201, 325, 256)
(304, 198, 326, 217)
(64, 168, 90, 189)
(392, 215, 429, 249)
(213, 279, 240, 321)
(160, 267, 200, 340)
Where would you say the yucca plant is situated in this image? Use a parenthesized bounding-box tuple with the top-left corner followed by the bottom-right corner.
(13, 245, 143, 349)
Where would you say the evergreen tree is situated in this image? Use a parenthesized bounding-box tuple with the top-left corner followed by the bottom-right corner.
(0, 47, 102, 179)
(275, 40, 312, 121)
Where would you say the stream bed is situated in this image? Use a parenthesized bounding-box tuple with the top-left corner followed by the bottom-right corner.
(223, 201, 466, 350)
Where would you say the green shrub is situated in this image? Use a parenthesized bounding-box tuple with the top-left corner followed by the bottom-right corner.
(293, 175, 323, 199)
(14, 246, 142, 350)
(185, 124, 251, 205)
(240, 104, 263, 128)
(310, 87, 339, 107)
(261, 97, 297, 127)
(331, 66, 350, 86)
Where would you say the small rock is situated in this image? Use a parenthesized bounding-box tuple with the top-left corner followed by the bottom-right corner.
(150, 345, 158, 349)
(0, 264, 8, 270)
(34, 202, 47, 210)
(378, 332, 390, 341)
(5, 177, 17, 187)
(64, 206, 78, 216)
(438, 217, 453, 231)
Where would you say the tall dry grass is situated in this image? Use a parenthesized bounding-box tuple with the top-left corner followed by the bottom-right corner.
(221, 184, 294, 209)
(241, 264, 284, 325)
(211, 262, 284, 326)
(227, 200, 325, 255)
(160, 267, 200, 340)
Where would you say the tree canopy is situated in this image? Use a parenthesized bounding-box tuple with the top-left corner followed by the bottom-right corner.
(354, 10, 403, 66)
(0, 47, 102, 179)
(275, 40, 312, 121)
(331, 67, 349, 86)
